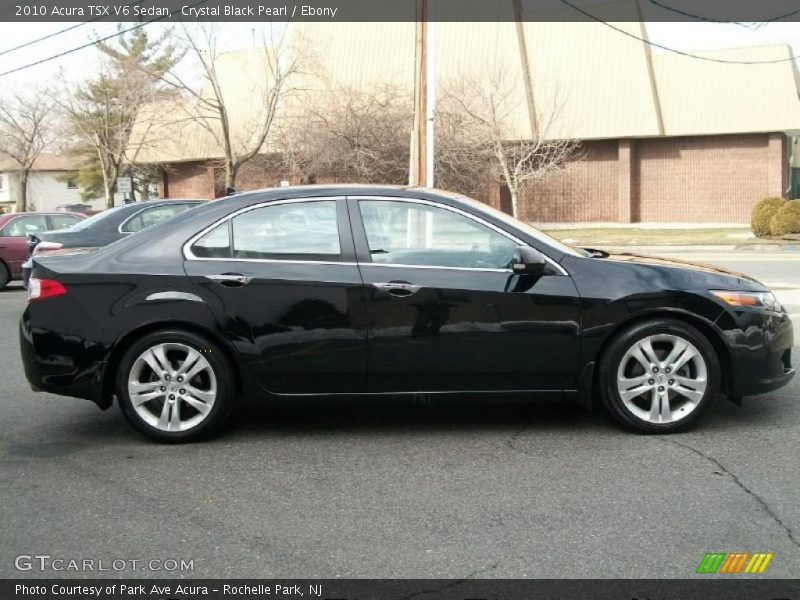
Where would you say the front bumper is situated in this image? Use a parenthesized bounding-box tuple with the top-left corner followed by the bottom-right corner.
(716, 307, 795, 397)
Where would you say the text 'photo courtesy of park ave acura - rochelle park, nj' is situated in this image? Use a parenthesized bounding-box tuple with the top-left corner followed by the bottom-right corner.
(1, 0, 800, 598)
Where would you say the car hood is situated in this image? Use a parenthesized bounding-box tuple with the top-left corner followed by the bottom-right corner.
(592, 250, 765, 289)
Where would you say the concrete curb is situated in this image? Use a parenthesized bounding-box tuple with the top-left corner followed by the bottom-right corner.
(596, 244, 800, 253)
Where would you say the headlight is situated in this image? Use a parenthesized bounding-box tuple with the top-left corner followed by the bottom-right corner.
(711, 290, 781, 311)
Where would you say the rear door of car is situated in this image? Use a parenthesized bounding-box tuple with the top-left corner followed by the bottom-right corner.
(183, 196, 368, 395)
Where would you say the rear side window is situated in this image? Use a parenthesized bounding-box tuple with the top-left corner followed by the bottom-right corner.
(121, 203, 195, 233)
(190, 200, 340, 260)
(49, 215, 82, 231)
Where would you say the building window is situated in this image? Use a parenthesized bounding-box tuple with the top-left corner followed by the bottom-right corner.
(66, 179, 77, 189)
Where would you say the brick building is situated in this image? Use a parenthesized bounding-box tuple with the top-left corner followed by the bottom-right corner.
(131, 15, 800, 224)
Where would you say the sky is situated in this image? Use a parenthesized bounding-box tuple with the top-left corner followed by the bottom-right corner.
(0, 20, 798, 91)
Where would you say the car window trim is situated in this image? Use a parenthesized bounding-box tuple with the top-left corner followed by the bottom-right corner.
(183, 196, 349, 264)
(118, 202, 197, 234)
(349, 195, 568, 276)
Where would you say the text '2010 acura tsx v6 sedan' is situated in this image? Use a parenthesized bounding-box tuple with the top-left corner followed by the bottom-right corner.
(20, 185, 794, 442)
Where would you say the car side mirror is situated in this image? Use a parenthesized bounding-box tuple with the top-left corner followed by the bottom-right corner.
(511, 246, 546, 275)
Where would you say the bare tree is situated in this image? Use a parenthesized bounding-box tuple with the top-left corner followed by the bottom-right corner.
(62, 28, 181, 208)
(154, 24, 311, 191)
(279, 84, 412, 184)
(439, 64, 580, 218)
(0, 90, 55, 212)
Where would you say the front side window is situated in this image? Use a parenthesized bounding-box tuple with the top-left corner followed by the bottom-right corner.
(190, 200, 340, 260)
(359, 200, 517, 269)
(122, 203, 195, 233)
(0, 215, 47, 237)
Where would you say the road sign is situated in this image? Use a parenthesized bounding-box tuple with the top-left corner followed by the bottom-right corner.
(116, 177, 132, 193)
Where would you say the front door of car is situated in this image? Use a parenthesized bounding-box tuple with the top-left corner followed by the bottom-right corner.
(348, 197, 582, 393)
(183, 197, 368, 395)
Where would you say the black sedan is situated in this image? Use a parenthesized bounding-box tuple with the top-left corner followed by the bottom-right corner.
(22, 199, 203, 284)
(20, 186, 794, 442)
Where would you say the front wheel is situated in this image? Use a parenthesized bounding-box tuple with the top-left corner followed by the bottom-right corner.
(598, 319, 720, 433)
(116, 330, 234, 442)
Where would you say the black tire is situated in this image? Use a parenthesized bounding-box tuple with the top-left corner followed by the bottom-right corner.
(598, 318, 720, 433)
(116, 329, 235, 442)
(0, 262, 9, 291)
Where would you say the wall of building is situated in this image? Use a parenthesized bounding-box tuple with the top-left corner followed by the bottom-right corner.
(157, 132, 788, 224)
(0, 170, 104, 212)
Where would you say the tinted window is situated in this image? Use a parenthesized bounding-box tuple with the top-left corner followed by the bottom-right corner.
(1, 215, 48, 237)
(121, 203, 195, 233)
(359, 200, 516, 269)
(191, 201, 340, 260)
(49, 215, 82, 231)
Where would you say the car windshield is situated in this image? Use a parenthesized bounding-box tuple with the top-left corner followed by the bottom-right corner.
(457, 196, 589, 258)
(65, 204, 130, 231)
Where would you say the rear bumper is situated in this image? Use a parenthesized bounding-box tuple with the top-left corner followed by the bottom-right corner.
(19, 302, 111, 409)
(718, 308, 795, 397)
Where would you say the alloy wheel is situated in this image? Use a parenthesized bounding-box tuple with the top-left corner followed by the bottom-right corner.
(127, 342, 217, 432)
(616, 333, 708, 424)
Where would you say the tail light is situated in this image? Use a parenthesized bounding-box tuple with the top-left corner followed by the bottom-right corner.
(32, 241, 64, 256)
(28, 277, 67, 302)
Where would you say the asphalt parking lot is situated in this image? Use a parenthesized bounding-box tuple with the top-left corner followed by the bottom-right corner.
(1, 253, 799, 579)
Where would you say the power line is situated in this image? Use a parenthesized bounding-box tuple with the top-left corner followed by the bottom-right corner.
(0, 0, 149, 58)
(645, 0, 800, 28)
(559, 0, 800, 64)
(0, 0, 207, 79)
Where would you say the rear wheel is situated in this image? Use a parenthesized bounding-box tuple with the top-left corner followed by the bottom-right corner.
(116, 330, 234, 442)
(598, 319, 720, 433)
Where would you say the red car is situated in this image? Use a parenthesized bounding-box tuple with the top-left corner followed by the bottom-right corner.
(0, 212, 84, 289)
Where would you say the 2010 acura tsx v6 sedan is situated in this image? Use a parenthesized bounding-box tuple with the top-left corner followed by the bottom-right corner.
(20, 185, 794, 442)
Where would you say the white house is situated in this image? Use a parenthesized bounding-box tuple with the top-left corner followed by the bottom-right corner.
(0, 154, 103, 213)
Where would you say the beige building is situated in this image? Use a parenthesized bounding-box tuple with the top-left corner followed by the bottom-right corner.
(131, 13, 800, 223)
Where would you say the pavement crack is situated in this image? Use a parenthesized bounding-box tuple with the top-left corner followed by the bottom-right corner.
(662, 437, 800, 549)
(504, 409, 536, 457)
(397, 560, 501, 600)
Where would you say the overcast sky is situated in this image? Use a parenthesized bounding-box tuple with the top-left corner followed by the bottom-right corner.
(0, 20, 798, 91)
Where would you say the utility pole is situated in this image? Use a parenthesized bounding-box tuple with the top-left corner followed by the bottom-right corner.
(410, 0, 435, 188)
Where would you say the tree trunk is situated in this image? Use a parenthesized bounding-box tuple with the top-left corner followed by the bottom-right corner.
(509, 187, 520, 219)
(16, 169, 29, 213)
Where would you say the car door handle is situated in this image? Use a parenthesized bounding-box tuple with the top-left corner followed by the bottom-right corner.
(372, 281, 420, 297)
(204, 273, 253, 287)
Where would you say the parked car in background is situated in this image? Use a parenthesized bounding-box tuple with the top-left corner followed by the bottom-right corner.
(0, 212, 84, 289)
(20, 186, 794, 442)
(23, 200, 203, 285)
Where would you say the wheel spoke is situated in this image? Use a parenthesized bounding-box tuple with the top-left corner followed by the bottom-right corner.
(639, 338, 660, 366)
(631, 346, 655, 371)
(647, 388, 661, 421)
(183, 355, 210, 383)
(671, 345, 699, 372)
(157, 399, 172, 430)
(183, 393, 212, 416)
(663, 339, 688, 369)
(129, 382, 163, 407)
(659, 393, 672, 421)
(185, 385, 215, 403)
(169, 400, 182, 430)
(176, 348, 202, 377)
(619, 382, 652, 402)
(673, 375, 705, 403)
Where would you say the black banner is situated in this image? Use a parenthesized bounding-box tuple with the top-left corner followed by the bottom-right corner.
(2, 0, 800, 23)
(3, 579, 800, 600)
